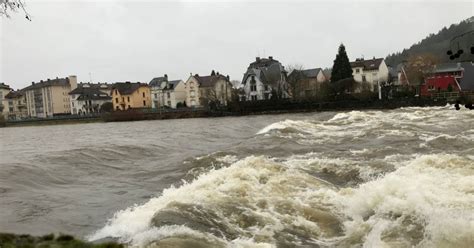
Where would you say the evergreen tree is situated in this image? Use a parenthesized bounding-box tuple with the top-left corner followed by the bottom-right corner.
(331, 43, 353, 82)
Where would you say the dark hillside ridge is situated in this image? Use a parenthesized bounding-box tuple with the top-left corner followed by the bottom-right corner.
(386, 17, 473, 66)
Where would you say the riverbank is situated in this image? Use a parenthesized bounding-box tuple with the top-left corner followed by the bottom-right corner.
(1, 97, 449, 127)
(0, 233, 122, 248)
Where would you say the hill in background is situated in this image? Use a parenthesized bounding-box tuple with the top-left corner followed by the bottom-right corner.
(385, 17, 473, 66)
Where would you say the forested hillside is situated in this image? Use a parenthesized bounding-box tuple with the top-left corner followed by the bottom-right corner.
(385, 17, 473, 66)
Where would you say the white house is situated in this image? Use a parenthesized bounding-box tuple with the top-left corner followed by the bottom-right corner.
(69, 83, 112, 115)
(149, 75, 186, 109)
(350, 57, 389, 91)
(184, 71, 233, 108)
(240, 56, 289, 101)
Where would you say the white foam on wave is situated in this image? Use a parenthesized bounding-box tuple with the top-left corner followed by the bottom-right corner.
(331, 154, 474, 247)
(88, 156, 339, 246)
(90, 151, 474, 247)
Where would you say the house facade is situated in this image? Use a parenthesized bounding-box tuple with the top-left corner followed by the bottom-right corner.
(287, 68, 327, 99)
(111, 82, 151, 111)
(184, 71, 233, 108)
(240, 56, 289, 101)
(69, 83, 112, 115)
(0, 83, 12, 117)
(23, 76, 78, 118)
(351, 57, 389, 91)
(149, 75, 186, 108)
(4, 90, 28, 120)
(421, 62, 474, 97)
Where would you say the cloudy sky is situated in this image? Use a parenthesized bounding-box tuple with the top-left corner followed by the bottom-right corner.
(1, 0, 472, 89)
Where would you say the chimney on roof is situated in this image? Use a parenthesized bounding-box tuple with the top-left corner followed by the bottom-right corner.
(269, 56, 273, 60)
(164, 74, 168, 80)
(226, 75, 230, 81)
(32, 82, 35, 85)
(195, 74, 199, 77)
(211, 70, 216, 76)
(40, 80, 43, 83)
(373, 56, 375, 60)
(47, 78, 50, 81)
(56, 77, 58, 79)
(126, 81, 130, 84)
(256, 57, 261, 62)
(216, 71, 220, 76)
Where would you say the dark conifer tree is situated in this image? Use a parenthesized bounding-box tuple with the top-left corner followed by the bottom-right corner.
(331, 43, 353, 82)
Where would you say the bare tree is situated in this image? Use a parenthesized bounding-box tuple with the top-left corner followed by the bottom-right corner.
(405, 53, 440, 86)
(1, 0, 30, 20)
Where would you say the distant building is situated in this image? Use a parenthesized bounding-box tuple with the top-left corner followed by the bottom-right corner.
(184, 71, 233, 108)
(69, 83, 112, 115)
(4, 90, 28, 120)
(22, 76, 78, 118)
(351, 57, 389, 91)
(149, 75, 186, 109)
(421, 62, 474, 97)
(287, 68, 327, 99)
(111, 82, 151, 111)
(0, 83, 12, 117)
(240, 56, 289, 101)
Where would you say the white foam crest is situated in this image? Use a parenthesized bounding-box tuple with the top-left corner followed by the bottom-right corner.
(89, 156, 338, 246)
(331, 154, 474, 247)
(129, 225, 224, 247)
(256, 120, 295, 134)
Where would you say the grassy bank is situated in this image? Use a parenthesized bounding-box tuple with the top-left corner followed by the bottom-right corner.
(0, 233, 122, 248)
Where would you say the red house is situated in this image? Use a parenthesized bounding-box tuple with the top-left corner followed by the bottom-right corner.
(421, 62, 474, 97)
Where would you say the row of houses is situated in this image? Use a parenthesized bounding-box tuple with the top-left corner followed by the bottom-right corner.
(1, 56, 473, 120)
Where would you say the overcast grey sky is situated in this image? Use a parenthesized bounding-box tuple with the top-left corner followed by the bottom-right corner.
(1, 0, 472, 89)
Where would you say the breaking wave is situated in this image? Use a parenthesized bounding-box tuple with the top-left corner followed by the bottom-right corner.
(89, 106, 473, 247)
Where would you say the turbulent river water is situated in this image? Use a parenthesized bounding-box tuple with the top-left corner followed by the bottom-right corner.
(0, 106, 473, 247)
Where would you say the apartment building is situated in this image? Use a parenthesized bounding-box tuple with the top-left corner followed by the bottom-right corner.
(0, 83, 12, 117)
(4, 90, 28, 120)
(23, 76, 78, 118)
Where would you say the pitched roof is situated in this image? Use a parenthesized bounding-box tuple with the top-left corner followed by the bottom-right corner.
(5, 90, 23, 99)
(167, 80, 182, 90)
(289, 68, 323, 78)
(458, 62, 474, 91)
(350, 58, 384, 70)
(23, 77, 70, 91)
(0, 83, 11, 90)
(69, 83, 111, 95)
(69, 84, 111, 100)
(249, 58, 280, 68)
(194, 74, 229, 88)
(149, 76, 168, 87)
(433, 63, 463, 73)
(112, 82, 147, 95)
(242, 57, 287, 86)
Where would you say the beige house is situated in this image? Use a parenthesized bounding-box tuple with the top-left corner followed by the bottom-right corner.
(0, 83, 12, 117)
(4, 90, 28, 120)
(111, 82, 151, 111)
(23, 76, 77, 118)
(185, 71, 233, 108)
(149, 75, 187, 108)
(287, 68, 327, 99)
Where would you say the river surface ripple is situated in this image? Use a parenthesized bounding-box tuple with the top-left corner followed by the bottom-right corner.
(0, 106, 473, 247)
